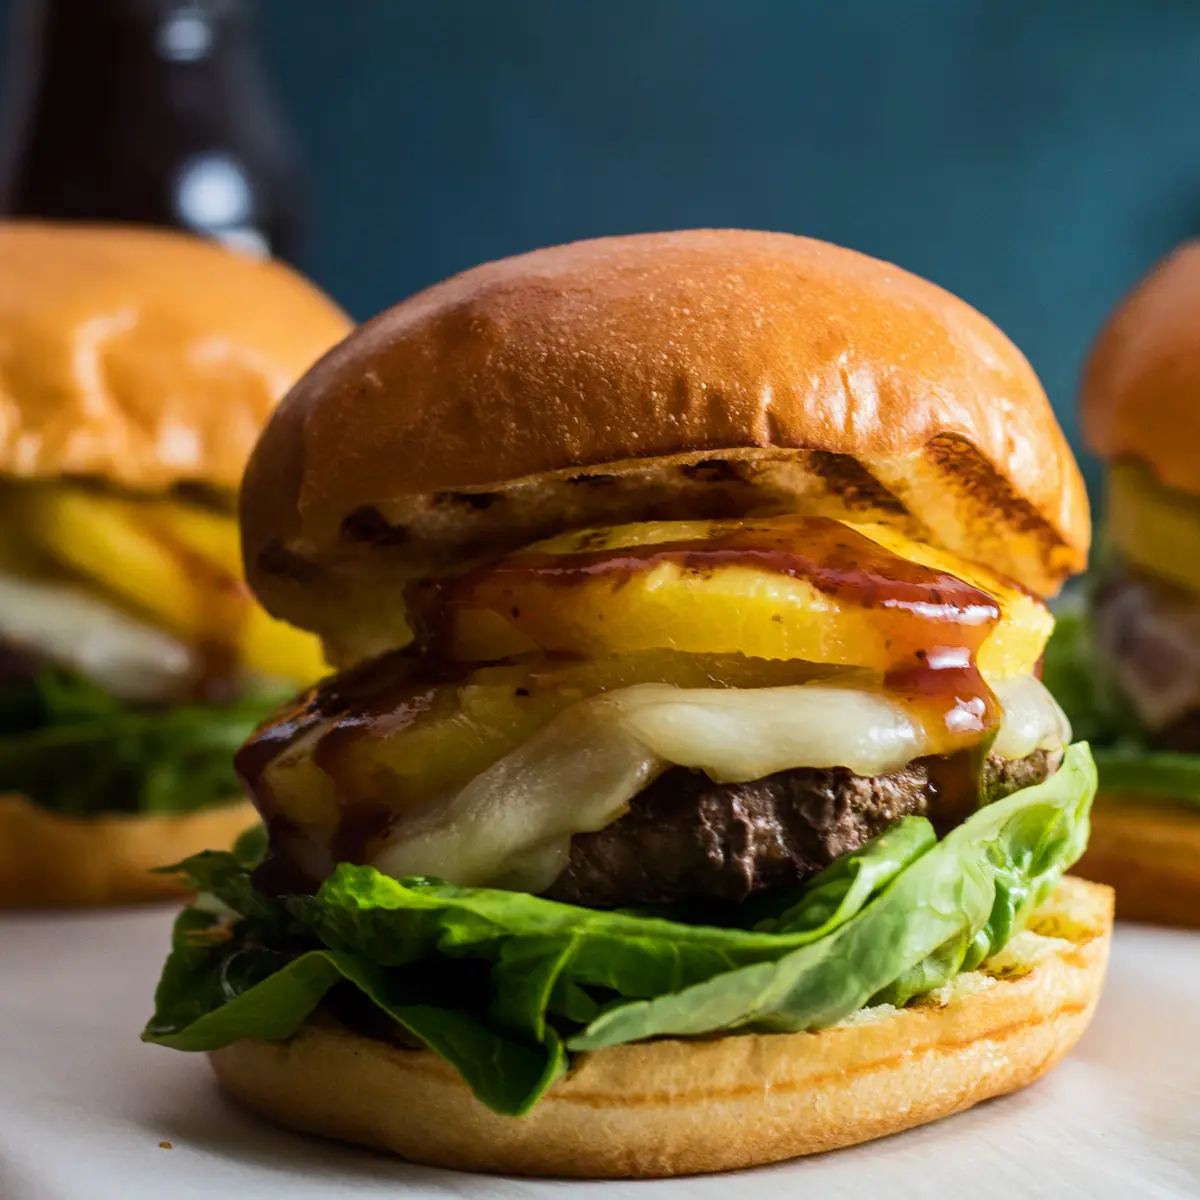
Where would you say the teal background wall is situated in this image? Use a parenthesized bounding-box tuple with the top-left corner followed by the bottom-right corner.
(6, 1, 1200, 491)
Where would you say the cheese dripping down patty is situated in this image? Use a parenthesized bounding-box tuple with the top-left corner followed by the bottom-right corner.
(369, 673, 1069, 892)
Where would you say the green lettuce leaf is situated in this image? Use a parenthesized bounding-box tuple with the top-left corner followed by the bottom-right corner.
(0, 668, 289, 815)
(145, 893, 567, 1113)
(571, 744, 1092, 1047)
(1090, 746, 1200, 803)
(144, 744, 1095, 1116)
(291, 813, 936, 994)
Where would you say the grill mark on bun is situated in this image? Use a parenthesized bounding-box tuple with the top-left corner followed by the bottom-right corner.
(925, 435, 1051, 537)
(435, 491, 502, 511)
(807, 450, 906, 514)
(340, 506, 410, 546)
(567, 473, 618, 487)
(679, 458, 743, 484)
(256, 538, 323, 582)
(553, 999, 1092, 1109)
(305, 993, 1091, 1096)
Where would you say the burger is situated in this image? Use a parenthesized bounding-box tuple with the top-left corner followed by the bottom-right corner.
(1046, 241, 1200, 926)
(144, 230, 1110, 1177)
(0, 221, 350, 906)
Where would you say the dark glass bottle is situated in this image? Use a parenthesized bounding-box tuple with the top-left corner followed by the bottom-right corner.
(0, 0, 304, 260)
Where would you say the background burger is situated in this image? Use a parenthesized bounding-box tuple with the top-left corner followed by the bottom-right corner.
(1047, 241, 1200, 926)
(144, 230, 1110, 1178)
(0, 222, 350, 906)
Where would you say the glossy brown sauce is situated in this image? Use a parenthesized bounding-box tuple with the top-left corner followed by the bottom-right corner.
(884, 647, 1000, 751)
(313, 686, 445, 867)
(882, 646, 1001, 827)
(247, 518, 1018, 888)
(236, 649, 432, 802)
(234, 696, 322, 804)
(923, 741, 995, 833)
(236, 650, 472, 888)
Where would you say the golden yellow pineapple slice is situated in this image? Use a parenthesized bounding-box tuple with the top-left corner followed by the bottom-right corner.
(8, 485, 217, 634)
(239, 602, 326, 683)
(422, 516, 1051, 679)
(1106, 460, 1200, 597)
(129, 499, 326, 681)
(7, 485, 324, 684)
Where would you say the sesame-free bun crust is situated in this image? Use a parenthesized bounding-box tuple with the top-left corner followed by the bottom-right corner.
(0, 793, 257, 907)
(242, 231, 1088, 661)
(210, 876, 1110, 1179)
(0, 221, 351, 493)
(1075, 792, 1200, 927)
(1082, 241, 1200, 498)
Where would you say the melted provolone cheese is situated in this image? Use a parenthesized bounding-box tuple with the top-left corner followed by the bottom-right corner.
(0, 572, 194, 702)
(372, 674, 1068, 892)
(990, 674, 1071, 759)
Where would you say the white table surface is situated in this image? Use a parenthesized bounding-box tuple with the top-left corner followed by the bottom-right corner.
(2, 903, 1198, 1199)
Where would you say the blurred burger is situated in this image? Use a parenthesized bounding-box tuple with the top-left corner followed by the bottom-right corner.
(1046, 242, 1200, 926)
(144, 231, 1109, 1177)
(0, 222, 350, 906)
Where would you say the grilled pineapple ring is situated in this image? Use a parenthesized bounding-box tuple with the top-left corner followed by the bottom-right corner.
(5, 484, 324, 684)
(1106, 460, 1200, 598)
(426, 517, 1052, 680)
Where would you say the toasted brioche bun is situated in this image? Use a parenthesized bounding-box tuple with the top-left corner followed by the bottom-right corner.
(240, 230, 1089, 664)
(0, 793, 257, 907)
(1082, 241, 1200, 498)
(0, 221, 351, 493)
(209, 876, 1110, 1179)
(1078, 242, 1200, 923)
(1075, 793, 1200, 927)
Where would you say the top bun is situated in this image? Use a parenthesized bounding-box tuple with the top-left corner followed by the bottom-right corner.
(1082, 241, 1200, 497)
(241, 231, 1088, 663)
(0, 221, 352, 494)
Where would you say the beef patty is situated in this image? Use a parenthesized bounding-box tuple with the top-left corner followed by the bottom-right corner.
(1092, 565, 1200, 749)
(545, 747, 1062, 909)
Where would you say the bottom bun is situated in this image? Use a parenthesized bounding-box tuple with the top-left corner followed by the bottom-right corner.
(0, 793, 258, 908)
(1075, 792, 1200, 927)
(210, 876, 1112, 1178)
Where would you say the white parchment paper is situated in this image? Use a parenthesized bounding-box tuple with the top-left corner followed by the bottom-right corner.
(2, 904, 1198, 1199)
